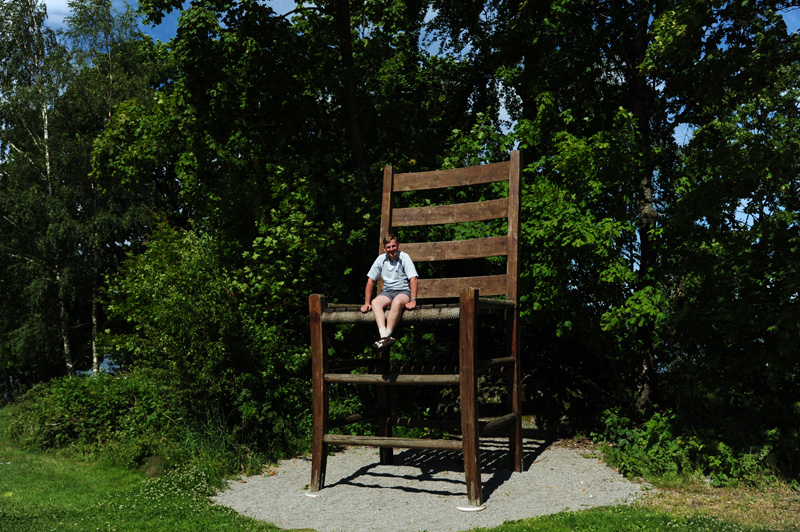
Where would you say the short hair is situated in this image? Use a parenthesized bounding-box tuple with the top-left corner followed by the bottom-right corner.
(383, 233, 399, 246)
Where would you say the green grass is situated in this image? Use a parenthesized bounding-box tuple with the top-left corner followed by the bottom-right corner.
(0, 406, 790, 532)
(0, 407, 298, 532)
(480, 506, 784, 531)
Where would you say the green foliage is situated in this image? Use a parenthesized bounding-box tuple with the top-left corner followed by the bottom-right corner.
(3, 0, 800, 491)
(7, 368, 181, 466)
(593, 408, 780, 487)
(6, 366, 276, 483)
(103, 223, 312, 460)
(0, 408, 280, 531)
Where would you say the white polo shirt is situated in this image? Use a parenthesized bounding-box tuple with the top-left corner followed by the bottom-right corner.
(367, 251, 418, 291)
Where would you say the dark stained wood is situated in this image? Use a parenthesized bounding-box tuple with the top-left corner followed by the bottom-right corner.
(377, 347, 393, 464)
(380, 165, 394, 250)
(504, 151, 524, 472)
(394, 161, 510, 192)
(480, 413, 517, 436)
(459, 287, 483, 506)
(329, 409, 379, 429)
(309, 294, 329, 492)
(390, 364, 458, 374)
(509, 305, 523, 472)
(402, 236, 507, 262)
(478, 356, 515, 370)
(324, 434, 464, 451)
(506, 150, 522, 303)
(393, 198, 509, 227)
(386, 417, 462, 431)
(308, 151, 523, 508)
(325, 373, 461, 385)
(418, 275, 507, 298)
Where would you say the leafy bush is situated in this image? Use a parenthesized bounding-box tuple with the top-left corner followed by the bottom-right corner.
(593, 408, 779, 487)
(5, 368, 282, 484)
(103, 224, 313, 465)
(7, 368, 181, 465)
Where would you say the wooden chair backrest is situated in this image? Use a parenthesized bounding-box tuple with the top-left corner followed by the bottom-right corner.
(379, 151, 521, 302)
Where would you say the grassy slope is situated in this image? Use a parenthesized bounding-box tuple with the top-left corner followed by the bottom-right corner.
(0, 407, 298, 532)
(1, 406, 795, 532)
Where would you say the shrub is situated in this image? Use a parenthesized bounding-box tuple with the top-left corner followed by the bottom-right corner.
(593, 408, 779, 487)
(7, 368, 182, 466)
(102, 224, 313, 469)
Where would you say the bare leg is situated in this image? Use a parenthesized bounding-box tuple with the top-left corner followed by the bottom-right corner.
(371, 295, 392, 332)
(386, 294, 410, 332)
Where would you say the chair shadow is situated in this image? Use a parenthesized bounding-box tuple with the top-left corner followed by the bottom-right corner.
(324, 427, 555, 502)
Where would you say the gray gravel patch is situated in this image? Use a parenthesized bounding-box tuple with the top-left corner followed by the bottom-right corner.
(213, 436, 648, 532)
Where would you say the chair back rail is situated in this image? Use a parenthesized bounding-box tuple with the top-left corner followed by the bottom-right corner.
(379, 151, 521, 302)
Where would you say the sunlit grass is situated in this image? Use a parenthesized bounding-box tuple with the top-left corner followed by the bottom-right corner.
(477, 505, 788, 531)
(0, 408, 292, 532)
(1, 407, 794, 532)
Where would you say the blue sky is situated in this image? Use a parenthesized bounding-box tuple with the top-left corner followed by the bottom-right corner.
(42, 0, 298, 42)
(44, 1, 800, 44)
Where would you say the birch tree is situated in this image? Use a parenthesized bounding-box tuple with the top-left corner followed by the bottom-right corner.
(0, 0, 77, 379)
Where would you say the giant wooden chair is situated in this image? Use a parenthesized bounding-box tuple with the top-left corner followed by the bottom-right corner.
(308, 151, 522, 508)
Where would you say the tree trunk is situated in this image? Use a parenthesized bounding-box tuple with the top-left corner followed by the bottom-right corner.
(57, 275, 75, 377)
(332, 0, 367, 182)
(628, 11, 659, 413)
(92, 285, 100, 375)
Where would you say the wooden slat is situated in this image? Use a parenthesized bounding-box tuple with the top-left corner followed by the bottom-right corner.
(477, 298, 516, 310)
(387, 417, 462, 431)
(377, 345, 393, 464)
(394, 161, 510, 192)
(329, 409, 379, 429)
(402, 236, 507, 261)
(325, 373, 460, 385)
(418, 275, 507, 298)
(479, 356, 515, 370)
(480, 413, 517, 436)
(323, 434, 464, 451)
(390, 364, 458, 374)
(393, 198, 508, 227)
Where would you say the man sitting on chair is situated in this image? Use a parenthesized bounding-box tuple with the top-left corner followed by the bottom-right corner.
(360, 234, 418, 349)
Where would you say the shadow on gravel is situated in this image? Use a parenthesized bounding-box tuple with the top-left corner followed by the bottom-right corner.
(325, 428, 556, 503)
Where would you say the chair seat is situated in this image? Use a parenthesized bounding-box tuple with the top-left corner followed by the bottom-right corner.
(321, 299, 516, 324)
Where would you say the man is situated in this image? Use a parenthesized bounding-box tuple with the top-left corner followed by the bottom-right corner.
(360, 234, 418, 349)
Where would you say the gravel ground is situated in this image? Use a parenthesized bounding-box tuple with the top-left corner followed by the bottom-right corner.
(213, 434, 648, 532)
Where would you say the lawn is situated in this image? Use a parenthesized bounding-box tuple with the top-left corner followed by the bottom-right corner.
(1, 407, 795, 532)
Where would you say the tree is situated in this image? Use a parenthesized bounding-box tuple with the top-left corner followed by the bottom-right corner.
(0, 0, 171, 393)
(62, 0, 164, 375)
(653, 2, 800, 467)
(429, 0, 800, 420)
(0, 0, 79, 383)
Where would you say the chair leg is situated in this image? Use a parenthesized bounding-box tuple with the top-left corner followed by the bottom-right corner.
(508, 308, 524, 472)
(460, 287, 483, 507)
(377, 348, 393, 465)
(309, 294, 329, 492)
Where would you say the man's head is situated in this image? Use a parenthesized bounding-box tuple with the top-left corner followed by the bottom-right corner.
(383, 234, 399, 260)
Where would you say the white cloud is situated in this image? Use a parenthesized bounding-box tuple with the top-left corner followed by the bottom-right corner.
(42, 0, 73, 27)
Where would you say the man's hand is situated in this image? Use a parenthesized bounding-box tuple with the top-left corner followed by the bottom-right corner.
(404, 299, 417, 311)
(360, 304, 371, 313)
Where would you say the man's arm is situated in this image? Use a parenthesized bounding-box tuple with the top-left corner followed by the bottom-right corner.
(405, 276, 418, 310)
(361, 277, 375, 313)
